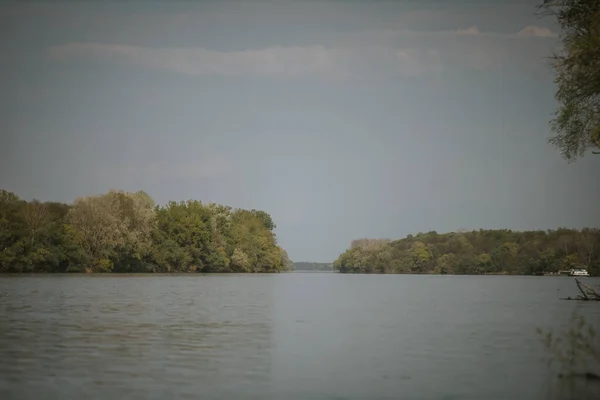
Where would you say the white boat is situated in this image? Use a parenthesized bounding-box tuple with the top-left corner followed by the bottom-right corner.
(569, 267, 590, 277)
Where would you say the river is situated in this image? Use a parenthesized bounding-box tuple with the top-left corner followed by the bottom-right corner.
(1, 273, 599, 399)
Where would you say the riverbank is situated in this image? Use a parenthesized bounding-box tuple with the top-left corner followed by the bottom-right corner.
(334, 230, 599, 276)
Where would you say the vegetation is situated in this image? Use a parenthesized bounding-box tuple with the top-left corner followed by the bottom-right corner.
(333, 230, 600, 276)
(538, 314, 600, 399)
(534, 2, 600, 398)
(0, 189, 291, 273)
(539, 0, 600, 161)
(293, 262, 333, 271)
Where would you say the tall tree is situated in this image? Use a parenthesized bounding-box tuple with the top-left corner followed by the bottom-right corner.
(66, 190, 157, 272)
(0, 190, 25, 272)
(539, 0, 600, 161)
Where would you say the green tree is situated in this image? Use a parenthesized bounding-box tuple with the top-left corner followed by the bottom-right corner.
(280, 248, 294, 271)
(539, 0, 600, 161)
(492, 242, 519, 273)
(434, 253, 457, 274)
(334, 229, 600, 276)
(249, 209, 276, 231)
(66, 190, 157, 272)
(0, 190, 25, 271)
(409, 241, 431, 273)
(153, 200, 213, 272)
(230, 248, 251, 272)
(0, 188, 288, 274)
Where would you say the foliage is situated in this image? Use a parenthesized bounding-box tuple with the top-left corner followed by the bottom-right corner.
(537, 314, 600, 399)
(0, 189, 287, 273)
(334, 229, 600, 275)
(280, 248, 295, 271)
(539, 0, 600, 161)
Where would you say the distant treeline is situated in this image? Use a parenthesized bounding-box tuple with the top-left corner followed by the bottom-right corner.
(293, 262, 333, 271)
(334, 229, 600, 276)
(0, 189, 293, 273)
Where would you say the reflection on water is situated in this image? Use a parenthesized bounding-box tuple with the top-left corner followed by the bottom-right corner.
(0, 274, 599, 399)
(0, 275, 275, 399)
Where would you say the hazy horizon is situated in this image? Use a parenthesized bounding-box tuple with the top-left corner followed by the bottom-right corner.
(2, 0, 599, 263)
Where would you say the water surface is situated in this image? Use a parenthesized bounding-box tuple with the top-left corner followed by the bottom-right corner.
(1, 274, 599, 399)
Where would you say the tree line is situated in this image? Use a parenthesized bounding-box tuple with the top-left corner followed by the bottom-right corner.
(333, 229, 600, 276)
(0, 189, 293, 273)
(293, 262, 333, 271)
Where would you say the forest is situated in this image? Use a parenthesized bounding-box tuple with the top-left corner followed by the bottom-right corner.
(0, 189, 293, 273)
(293, 262, 333, 271)
(334, 229, 600, 276)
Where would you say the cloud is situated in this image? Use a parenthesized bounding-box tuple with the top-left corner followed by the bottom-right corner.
(456, 26, 482, 36)
(515, 25, 558, 38)
(45, 24, 558, 79)
(454, 25, 557, 38)
(321, 24, 559, 44)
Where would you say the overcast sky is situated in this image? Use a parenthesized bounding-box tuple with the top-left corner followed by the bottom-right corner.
(1, 0, 599, 262)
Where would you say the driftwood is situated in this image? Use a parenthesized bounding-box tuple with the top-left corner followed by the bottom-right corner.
(561, 278, 600, 301)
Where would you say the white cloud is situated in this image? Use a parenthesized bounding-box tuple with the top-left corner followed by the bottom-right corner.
(45, 24, 558, 79)
(456, 26, 482, 36)
(320, 24, 558, 44)
(454, 25, 557, 38)
(515, 25, 558, 38)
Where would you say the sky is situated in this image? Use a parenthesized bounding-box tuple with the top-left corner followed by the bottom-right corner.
(1, 0, 599, 263)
